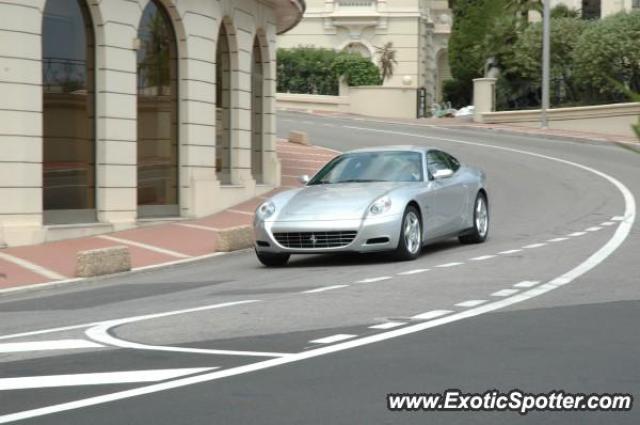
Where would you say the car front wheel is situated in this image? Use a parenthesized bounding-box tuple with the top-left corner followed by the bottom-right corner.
(394, 205, 422, 261)
(459, 192, 489, 244)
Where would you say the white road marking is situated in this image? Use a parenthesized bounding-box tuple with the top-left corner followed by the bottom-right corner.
(600, 221, 615, 226)
(470, 255, 496, 261)
(499, 249, 522, 255)
(97, 235, 189, 259)
(523, 243, 546, 249)
(310, 334, 356, 344)
(0, 252, 65, 281)
(174, 223, 221, 232)
(356, 276, 392, 283)
(455, 300, 487, 308)
(369, 322, 406, 330)
(568, 231, 586, 237)
(0, 368, 215, 391)
(548, 237, 569, 242)
(435, 262, 463, 268)
(612, 216, 624, 221)
(0, 340, 103, 353)
(84, 300, 285, 357)
(513, 280, 540, 288)
(302, 285, 349, 294)
(491, 289, 520, 297)
(2, 123, 635, 425)
(0, 324, 100, 342)
(586, 226, 602, 232)
(411, 310, 452, 320)
(397, 268, 430, 275)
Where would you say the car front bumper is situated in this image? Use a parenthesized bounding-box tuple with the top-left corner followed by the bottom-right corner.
(254, 214, 402, 254)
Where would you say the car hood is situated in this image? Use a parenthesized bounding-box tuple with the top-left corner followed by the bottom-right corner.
(275, 182, 402, 221)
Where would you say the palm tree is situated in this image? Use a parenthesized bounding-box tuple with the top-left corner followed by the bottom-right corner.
(375, 42, 397, 83)
(505, 0, 543, 26)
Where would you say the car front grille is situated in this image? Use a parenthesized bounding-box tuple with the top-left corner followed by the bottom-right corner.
(273, 231, 358, 249)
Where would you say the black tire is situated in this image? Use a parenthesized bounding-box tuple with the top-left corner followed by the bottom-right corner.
(459, 192, 489, 244)
(394, 205, 422, 261)
(255, 249, 290, 267)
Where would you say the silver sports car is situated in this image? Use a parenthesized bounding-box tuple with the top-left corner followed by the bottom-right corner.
(253, 146, 489, 266)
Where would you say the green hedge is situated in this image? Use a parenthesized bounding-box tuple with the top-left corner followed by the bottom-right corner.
(277, 47, 381, 95)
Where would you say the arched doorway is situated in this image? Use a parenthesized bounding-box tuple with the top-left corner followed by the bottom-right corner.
(137, 0, 179, 217)
(251, 35, 265, 183)
(42, 0, 96, 224)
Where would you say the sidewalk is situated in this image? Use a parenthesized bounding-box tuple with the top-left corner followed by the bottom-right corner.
(0, 141, 338, 292)
(288, 109, 639, 145)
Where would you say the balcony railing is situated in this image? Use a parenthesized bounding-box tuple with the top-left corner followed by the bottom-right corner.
(336, 0, 376, 6)
(335, 0, 377, 11)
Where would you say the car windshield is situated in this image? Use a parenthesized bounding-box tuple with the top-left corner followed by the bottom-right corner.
(308, 151, 424, 185)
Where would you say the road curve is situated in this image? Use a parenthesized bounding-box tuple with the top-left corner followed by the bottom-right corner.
(0, 112, 638, 424)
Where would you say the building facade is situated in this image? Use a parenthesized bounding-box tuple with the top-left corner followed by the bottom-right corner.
(551, 0, 640, 18)
(277, 0, 452, 104)
(0, 0, 304, 247)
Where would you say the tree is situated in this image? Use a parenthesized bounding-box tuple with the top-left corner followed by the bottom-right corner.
(573, 11, 640, 102)
(448, 0, 507, 104)
(551, 4, 580, 19)
(375, 42, 397, 82)
(503, 17, 589, 106)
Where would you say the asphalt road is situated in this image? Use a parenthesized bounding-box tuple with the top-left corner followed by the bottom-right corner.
(0, 111, 638, 424)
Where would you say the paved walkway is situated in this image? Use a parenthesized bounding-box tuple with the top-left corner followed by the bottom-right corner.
(0, 141, 338, 291)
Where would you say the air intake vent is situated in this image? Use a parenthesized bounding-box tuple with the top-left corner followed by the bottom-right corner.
(273, 231, 357, 249)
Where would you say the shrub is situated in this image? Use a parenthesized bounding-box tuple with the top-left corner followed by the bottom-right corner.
(276, 47, 341, 95)
(573, 11, 640, 102)
(331, 54, 381, 86)
(277, 47, 381, 95)
(442, 79, 471, 108)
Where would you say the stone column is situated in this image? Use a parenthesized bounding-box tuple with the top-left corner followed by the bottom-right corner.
(473, 78, 497, 123)
(0, 1, 45, 245)
(95, 1, 142, 227)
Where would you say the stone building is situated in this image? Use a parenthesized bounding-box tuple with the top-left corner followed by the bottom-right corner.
(0, 0, 304, 246)
(277, 0, 452, 104)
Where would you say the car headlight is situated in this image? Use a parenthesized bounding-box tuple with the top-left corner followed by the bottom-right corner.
(369, 196, 392, 216)
(256, 201, 276, 220)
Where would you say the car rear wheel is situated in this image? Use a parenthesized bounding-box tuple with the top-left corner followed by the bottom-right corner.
(459, 192, 489, 244)
(394, 205, 422, 261)
(255, 249, 290, 267)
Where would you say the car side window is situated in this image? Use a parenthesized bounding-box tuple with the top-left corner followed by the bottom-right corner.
(426, 151, 451, 177)
(443, 152, 460, 172)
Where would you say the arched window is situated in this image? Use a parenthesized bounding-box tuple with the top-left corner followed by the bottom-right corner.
(251, 36, 264, 183)
(216, 23, 233, 184)
(137, 0, 179, 217)
(343, 42, 371, 59)
(42, 0, 96, 224)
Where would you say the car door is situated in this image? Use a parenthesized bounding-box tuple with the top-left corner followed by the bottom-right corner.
(423, 150, 466, 238)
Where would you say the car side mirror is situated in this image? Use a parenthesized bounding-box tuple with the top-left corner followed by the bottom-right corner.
(297, 174, 310, 185)
(432, 169, 454, 180)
